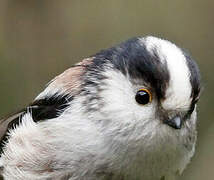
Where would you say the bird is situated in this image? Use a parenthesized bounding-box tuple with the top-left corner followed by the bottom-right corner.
(0, 36, 201, 180)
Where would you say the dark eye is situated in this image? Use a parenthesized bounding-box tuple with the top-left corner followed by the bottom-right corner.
(135, 89, 152, 105)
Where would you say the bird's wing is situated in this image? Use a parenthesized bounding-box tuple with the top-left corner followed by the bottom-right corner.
(0, 57, 93, 154)
(0, 111, 25, 153)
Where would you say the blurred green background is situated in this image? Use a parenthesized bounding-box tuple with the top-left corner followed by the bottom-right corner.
(0, 0, 213, 179)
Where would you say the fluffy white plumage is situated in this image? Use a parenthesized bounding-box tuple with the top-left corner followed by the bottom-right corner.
(143, 37, 192, 110)
(0, 36, 200, 180)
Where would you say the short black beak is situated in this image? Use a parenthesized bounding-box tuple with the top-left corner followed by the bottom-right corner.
(164, 116, 182, 129)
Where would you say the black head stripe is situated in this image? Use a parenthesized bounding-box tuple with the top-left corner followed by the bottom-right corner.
(91, 37, 170, 100)
(182, 49, 201, 101)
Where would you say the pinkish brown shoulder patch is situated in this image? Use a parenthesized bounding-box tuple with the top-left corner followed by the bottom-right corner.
(47, 57, 94, 95)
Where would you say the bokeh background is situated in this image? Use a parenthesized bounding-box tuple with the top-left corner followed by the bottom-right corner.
(0, 0, 213, 179)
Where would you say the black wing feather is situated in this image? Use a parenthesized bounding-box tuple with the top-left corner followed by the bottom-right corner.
(0, 94, 73, 154)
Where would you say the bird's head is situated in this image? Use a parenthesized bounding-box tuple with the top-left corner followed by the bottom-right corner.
(77, 36, 201, 146)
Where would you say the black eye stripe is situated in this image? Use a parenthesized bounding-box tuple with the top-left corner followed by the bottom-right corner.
(91, 37, 170, 101)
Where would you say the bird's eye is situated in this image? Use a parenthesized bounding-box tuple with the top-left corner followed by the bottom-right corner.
(135, 89, 152, 105)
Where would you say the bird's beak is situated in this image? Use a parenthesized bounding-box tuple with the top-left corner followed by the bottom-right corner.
(164, 116, 182, 129)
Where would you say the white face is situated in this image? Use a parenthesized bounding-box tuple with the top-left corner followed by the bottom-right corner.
(98, 68, 158, 130)
(96, 37, 196, 135)
(143, 36, 193, 111)
(95, 64, 197, 173)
